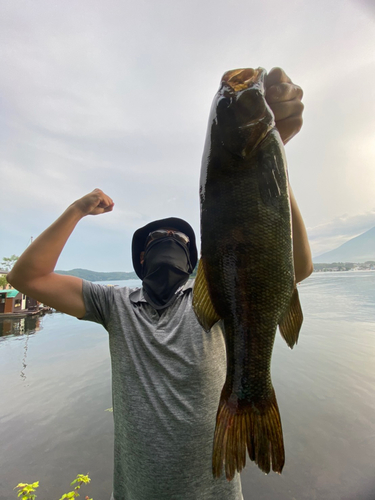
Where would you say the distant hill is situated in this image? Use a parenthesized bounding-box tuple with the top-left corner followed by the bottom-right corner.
(313, 226, 375, 263)
(55, 268, 138, 281)
(56, 262, 199, 282)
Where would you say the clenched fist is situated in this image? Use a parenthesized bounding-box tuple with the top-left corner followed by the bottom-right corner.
(74, 188, 114, 216)
(265, 67, 304, 145)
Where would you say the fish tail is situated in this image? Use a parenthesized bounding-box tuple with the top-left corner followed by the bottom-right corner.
(212, 390, 285, 480)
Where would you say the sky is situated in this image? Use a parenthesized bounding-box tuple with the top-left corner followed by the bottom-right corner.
(1, 0, 374, 272)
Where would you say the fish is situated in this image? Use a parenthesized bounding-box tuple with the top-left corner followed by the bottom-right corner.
(192, 68, 303, 480)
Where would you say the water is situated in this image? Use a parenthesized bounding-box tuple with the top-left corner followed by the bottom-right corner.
(1, 274, 375, 499)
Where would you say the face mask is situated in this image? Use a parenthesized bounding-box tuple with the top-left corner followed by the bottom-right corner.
(142, 237, 192, 310)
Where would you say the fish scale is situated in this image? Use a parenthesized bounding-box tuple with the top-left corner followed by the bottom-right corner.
(193, 67, 303, 480)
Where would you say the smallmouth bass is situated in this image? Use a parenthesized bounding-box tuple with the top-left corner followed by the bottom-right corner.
(193, 68, 303, 480)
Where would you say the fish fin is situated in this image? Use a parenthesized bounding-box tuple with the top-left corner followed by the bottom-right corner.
(212, 390, 285, 480)
(192, 259, 221, 331)
(278, 285, 303, 349)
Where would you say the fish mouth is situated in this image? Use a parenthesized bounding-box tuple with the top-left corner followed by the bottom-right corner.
(222, 68, 265, 92)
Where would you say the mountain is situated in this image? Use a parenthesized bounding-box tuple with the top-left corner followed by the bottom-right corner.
(313, 226, 375, 263)
(56, 262, 199, 282)
(55, 268, 138, 281)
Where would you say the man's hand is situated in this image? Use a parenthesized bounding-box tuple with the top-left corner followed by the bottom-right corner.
(265, 67, 304, 145)
(74, 188, 114, 217)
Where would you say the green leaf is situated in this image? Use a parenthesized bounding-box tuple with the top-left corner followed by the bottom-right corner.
(61, 492, 77, 499)
(59, 493, 78, 500)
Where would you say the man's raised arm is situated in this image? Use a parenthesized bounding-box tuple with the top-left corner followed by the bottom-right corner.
(7, 189, 114, 318)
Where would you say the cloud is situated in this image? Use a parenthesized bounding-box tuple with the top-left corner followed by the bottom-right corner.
(355, 0, 375, 17)
(1, 0, 375, 272)
(307, 210, 375, 256)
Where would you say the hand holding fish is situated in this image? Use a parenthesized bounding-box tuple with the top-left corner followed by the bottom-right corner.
(265, 67, 304, 145)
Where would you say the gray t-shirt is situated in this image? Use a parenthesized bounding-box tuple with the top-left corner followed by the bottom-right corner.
(80, 279, 243, 500)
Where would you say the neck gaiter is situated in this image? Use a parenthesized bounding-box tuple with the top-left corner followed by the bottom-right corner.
(142, 238, 192, 310)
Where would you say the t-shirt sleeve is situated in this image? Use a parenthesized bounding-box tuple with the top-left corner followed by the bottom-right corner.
(79, 279, 114, 328)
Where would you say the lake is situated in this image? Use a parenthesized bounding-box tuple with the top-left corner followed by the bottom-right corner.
(1, 273, 374, 499)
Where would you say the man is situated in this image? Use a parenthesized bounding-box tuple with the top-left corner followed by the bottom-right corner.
(8, 67, 312, 500)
